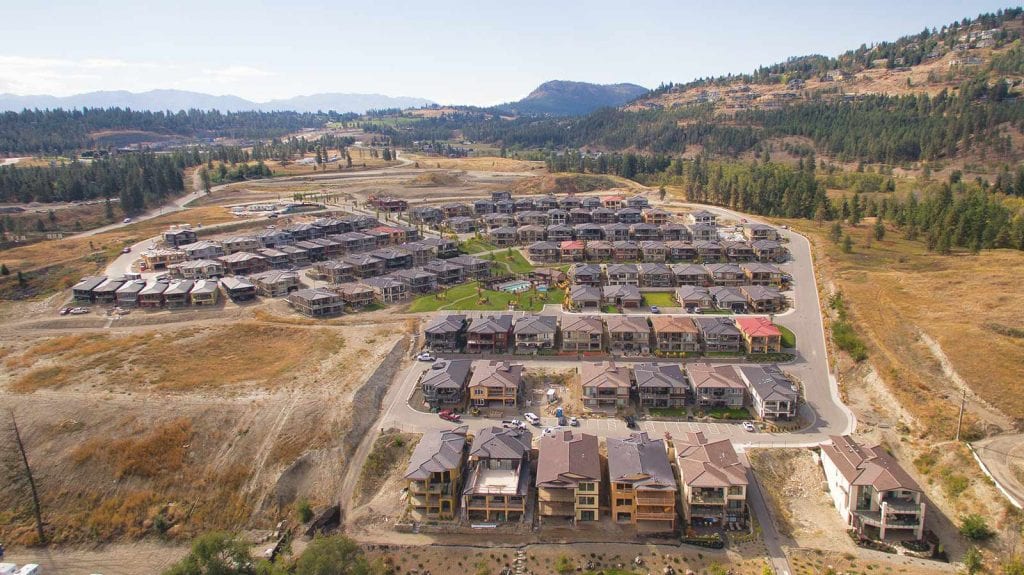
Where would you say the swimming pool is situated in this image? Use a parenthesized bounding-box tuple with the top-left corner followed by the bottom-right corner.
(497, 280, 531, 293)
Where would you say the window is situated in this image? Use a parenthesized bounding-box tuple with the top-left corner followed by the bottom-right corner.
(578, 496, 595, 506)
(578, 482, 596, 493)
(615, 498, 633, 507)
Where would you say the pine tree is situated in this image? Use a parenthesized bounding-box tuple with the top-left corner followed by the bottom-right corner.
(829, 222, 843, 243)
(873, 217, 886, 241)
(842, 234, 853, 253)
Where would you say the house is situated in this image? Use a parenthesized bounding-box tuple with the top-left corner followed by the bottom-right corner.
(287, 288, 344, 317)
(603, 284, 643, 309)
(605, 315, 651, 354)
(574, 223, 604, 241)
(666, 241, 697, 262)
(421, 360, 473, 410)
(293, 240, 327, 262)
(449, 255, 491, 279)
(163, 280, 194, 308)
(466, 314, 514, 354)
(483, 213, 516, 229)
(462, 426, 532, 522)
(221, 236, 260, 254)
(115, 279, 147, 307)
(516, 210, 549, 226)
(405, 426, 469, 520)
(447, 216, 478, 233)
(580, 196, 602, 209)
(529, 267, 566, 286)
(513, 314, 558, 353)
(736, 364, 798, 420)
(819, 436, 926, 541)
(179, 244, 224, 266)
(602, 194, 626, 208)
(332, 231, 376, 254)
(634, 362, 687, 408)
(391, 268, 438, 294)
(285, 223, 321, 242)
(638, 262, 673, 288)
(369, 225, 407, 245)
(752, 240, 786, 263)
(546, 224, 574, 243)
(163, 227, 197, 247)
(363, 276, 409, 303)
(650, 316, 700, 353)
(559, 196, 583, 210)
(710, 286, 748, 313)
(254, 229, 293, 249)
(142, 248, 186, 271)
(705, 263, 745, 286)
(674, 286, 714, 312)
(591, 206, 617, 224)
(617, 208, 643, 224)
(72, 276, 106, 302)
(584, 240, 614, 261)
(569, 263, 603, 287)
(606, 263, 639, 286)
(612, 240, 639, 262)
(735, 317, 782, 354)
(570, 208, 594, 225)
(442, 202, 472, 218)
(559, 240, 585, 262)
(220, 277, 257, 302)
(467, 361, 523, 407)
(536, 195, 559, 210)
(342, 253, 386, 278)
(278, 245, 310, 266)
(631, 223, 662, 242)
(743, 223, 778, 242)
(189, 279, 220, 306)
(335, 283, 375, 309)
(518, 225, 548, 244)
(137, 280, 168, 308)
(218, 252, 268, 276)
(525, 241, 558, 264)
(722, 241, 755, 262)
(742, 262, 784, 286)
(642, 208, 671, 225)
(424, 259, 465, 285)
(420, 237, 459, 258)
(93, 276, 126, 304)
(639, 241, 668, 263)
(474, 199, 497, 215)
(402, 241, 438, 266)
(688, 210, 717, 226)
(410, 206, 443, 225)
(256, 248, 291, 270)
(741, 285, 787, 313)
(170, 259, 225, 280)
(488, 226, 518, 247)
(626, 195, 650, 209)
(249, 270, 300, 298)
(566, 285, 602, 311)
(579, 361, 632, 410)
(690, 225, 719, 243)
(686, 362, 746, 408)
(368, 247, 413, 271)
(695, 317, 743, 353)
(560, 315, 604, 352)
(513, 197, 537, 212)
(424, 314, 467, 352)
(311, 261, 355, 284)
(604, 223, 632, 242)
(547, 208, 569, 226)
(607, 432, 677, 533)
(671, 264, 711, 286)
(537, 431, 602, 522)
(491, 191, 512, 202)
(660, 223, 691, 242)
(675, 432, 749, 527)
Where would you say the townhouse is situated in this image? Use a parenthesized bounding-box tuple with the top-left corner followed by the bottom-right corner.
(695, 317, 743, 353)
(424, 314, 467, 352)
(466, 314, 514, 354)
(687, 362, 746, 409)
(537, 431, 602, 523)
(137, 280, 168, 309)
(163, 280, 194, 308)
(607, 432, 677, 533)
(638, 262, 673, 288)
(189, 279, 220, 306)
(404, 426, 469, 520)
(220, 277, 257, 302)
(605, 315, 651, 354)
(570, 263, 603, 287)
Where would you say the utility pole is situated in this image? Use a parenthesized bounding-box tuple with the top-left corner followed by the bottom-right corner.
(955, 389, 967, 442)
(10, 410, 45, 544)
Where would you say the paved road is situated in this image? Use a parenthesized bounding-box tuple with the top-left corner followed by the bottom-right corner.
(971, 434, 1024, 508)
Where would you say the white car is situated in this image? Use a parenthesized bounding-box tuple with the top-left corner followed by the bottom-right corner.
(569, 416, 579, 427)
(523, 412, 541, 426)
(742, 421, 756, 432)
(416, 351, 436, 362)
(123, 217, 132, 223)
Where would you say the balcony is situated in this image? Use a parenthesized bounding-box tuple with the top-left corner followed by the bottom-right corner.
(856, 510, 922, 528)
(690, 492, 725, 505)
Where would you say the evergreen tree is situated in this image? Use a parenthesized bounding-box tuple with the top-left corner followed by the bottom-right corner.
(842, 234, 854, 253)
(829, 222, 843, 243)
(873, 217, 886, 241)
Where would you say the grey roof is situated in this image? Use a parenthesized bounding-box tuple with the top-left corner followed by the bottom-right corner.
(633, 362, 687, 391)
(362, 276, 404, 289)
(741, 285, 784, 301)
(449, 255, 488, 267)
(424, 314, 467, 335)
(115, 279, 146, 295)
(139, 280, 169, 296)
(250, 270, 299, 284)
(606, 263, 638, 275)
(736, 364, 797, 404)
(220, 277, 255, 290)
(536, 431, 601, 488)
(606, 432, 676, 490)
(289, 288, 339, 303)
(603, 284, 642, 301)
(164, 280, 194, 295)
(514, 314, 558, 335)
(190, 280, 218, 295)
(72, 276, 106, 291)
(695, 316, 741, 337)
(468, 314, 513, 334)
(420, 359, 472, 392)
(710, 286, 746, 304)
(470, 426, 532, 460)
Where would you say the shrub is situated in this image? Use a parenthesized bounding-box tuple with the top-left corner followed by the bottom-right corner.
(297, 499, 314, 523)
(959, 514, 994, 541)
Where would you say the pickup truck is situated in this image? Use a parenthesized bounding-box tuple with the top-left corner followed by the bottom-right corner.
(523, 412, 541, 426)
(502, 419, 526, 430)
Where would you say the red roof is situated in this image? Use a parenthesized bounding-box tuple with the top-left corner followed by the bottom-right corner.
(560, 240, 585, 250)
(735, 316, 782, 337)
(371, 225, 403, 234)
(602, 195, 625, 202)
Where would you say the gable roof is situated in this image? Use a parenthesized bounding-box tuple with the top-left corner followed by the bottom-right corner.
(605, 315, 650, 334)
(470, 426, 532, 460)
(676, 432, 749, 488)
(736, 316, 782, 337)
(695, 317, 741, 337)
(821, 435, 922, 493)
(421, 359, 472, 391)
(468, 361, 523, 391)
(404, 426, 468, 480)
(561, 315, 603, 334)
(514, 314, 558, 335)
(650, 315, 698, 334)
(736, 364, 797, 404)
(686, 362, 745, 391)
(536, 431, 601, 488)
(606, 432, 675, 489)
(424, 314, 466, 335)
(467, 314, 513, 334)
(633, 362, 687, 391)
(579, 361, 631, 390)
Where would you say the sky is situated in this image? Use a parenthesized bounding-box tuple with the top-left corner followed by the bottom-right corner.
(0, 0, 1013, 106)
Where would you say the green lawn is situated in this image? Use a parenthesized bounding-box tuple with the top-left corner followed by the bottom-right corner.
(703, 407, 751, 420)
(778, 325, 797, 348)
(649, 407, 689, 418)
(408, 281, 563, 313)
(642, 292, 676, 308)
(458, 237, 497, 254)
(601, 304, 619, 313)
(488, 249, 534, 274)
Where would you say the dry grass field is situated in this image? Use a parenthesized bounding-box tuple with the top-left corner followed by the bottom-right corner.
(404, 153, 544, 173)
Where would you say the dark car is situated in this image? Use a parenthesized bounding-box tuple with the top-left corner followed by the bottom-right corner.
(557, 416, 568, 427)
(624, 415, 638, 429)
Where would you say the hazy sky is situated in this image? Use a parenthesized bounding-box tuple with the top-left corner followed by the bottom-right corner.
(0, 0, 1011, 105)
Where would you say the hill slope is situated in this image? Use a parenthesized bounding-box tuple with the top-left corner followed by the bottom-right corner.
(503, 80, 648, 116)
(0, 89, 435, 113)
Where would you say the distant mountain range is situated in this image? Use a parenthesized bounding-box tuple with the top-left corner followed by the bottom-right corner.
(0, 89, 435, 113)
(499, 80, 649, 116)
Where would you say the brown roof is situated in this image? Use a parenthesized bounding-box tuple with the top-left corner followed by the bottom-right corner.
(579, 361, 631, 390)
(675, 432, 748, 488)
(536, 431, 601, 488)
(468, 361, 523, 392)
(606, 432, 676, 490)
(561, 315, 604, 334)
(650, 315, 698, 334)
(686, 362, 746, 391)
(605, 315, 650, 334)
(821, 435, 922, 493)
(404, 426, 468, 480)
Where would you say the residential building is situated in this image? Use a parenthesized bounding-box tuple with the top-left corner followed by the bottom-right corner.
(421, 360, 473, 409)
(642, 208, 671, 225)
(639, 241, 668, 262)
(743, 224, 777, 242)
(579, 361, 631, 410)
(424, 314, 467, 352)
(342, 253, 386, 278)
(423, 259, 464, 285)
(752, 240, 786, 262)
(391, 268, 438, 294)
(546, 224, 574, 243)
(612, 240, 639, 261)
(447, 216, 478, 233)
(449, 255, 492, 279)
(650, 316, 700, 353)
(737, 365, 798, 420)
(536, 431, 602, 522)
(255, 229, 293, 249)
(221, 235, 260, 254)
(335, 283, 375, 309)
(688, 210, 718, 226)
(513, 314, 558, 353)
(671, 264, 711, 286)
(559, 240, 585, 262)
(569, 263, 603, 287)
(137, 280, 168, 308)
(287, 288, 344, 317)
(741, 285, 787, 313)
(189, 279, 220, 306)
(467, 361, 523, 408)
(466, 314, 514, 354)
(311, 261, 355, 284)
(631, 223, 662, 242)
(566, 285, 602, 311)
(742, 262, 784, 286)
(163, 280, 193, 308)
(638, 262, 673, 287)
(249, 270, 300, 298)
(674, 286, 714, 312)
(735, 317, 782, 354)
(666, 241, 697, 262)
(675, 432, 749, 526)
(163, 227, 197, 247)
(686, 363, 745, 408)
(560, 315, 604, 352)
(72, 276, 106, 302)
(695, 317, 743, 353)
(142, 248, 186, 271)
(634, 362, 687, 408)
(220, 277, 257, 302)
(710, 286, 748, 313)
(170, 259, 225, 280)
(584, 240, 614, 261)
(607, 433, 677, 533)
(363, 276, 408, 303)
(605, 315, 651, 354)
(405, 426, 469, 520)
(705, 263, 745, 286)
(603, 284, 642, 309)
(256, 248, 291, 269)
(606, 263, 639, 286)
(819, 436, 926, 541)
(93, 276, 126, 304)
(660, 223, 691, 242)
(115, 279, 146, 307)
(690, 225, 719, 243)
(488, 226, 518, 247)
(527, 241, 560, 263)
(368, 247, 413, 271)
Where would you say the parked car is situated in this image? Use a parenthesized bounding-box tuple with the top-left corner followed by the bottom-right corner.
(416, 351, 436, 362)
(430, 360, 447, 370)
(557, 416, 568, 427)
(438, 409, 461, 422)
(742, 421, 756, 432)
(542, 426, 567, 437)
(624, 415, 638, 429)
(649, 306, 660, 314)
(59, 307, 71, 315)
(569, 416, 579, 427)
(69, 307, 90, 315)
(502, 419, 526, 430)
(523, 412, 541, 426)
